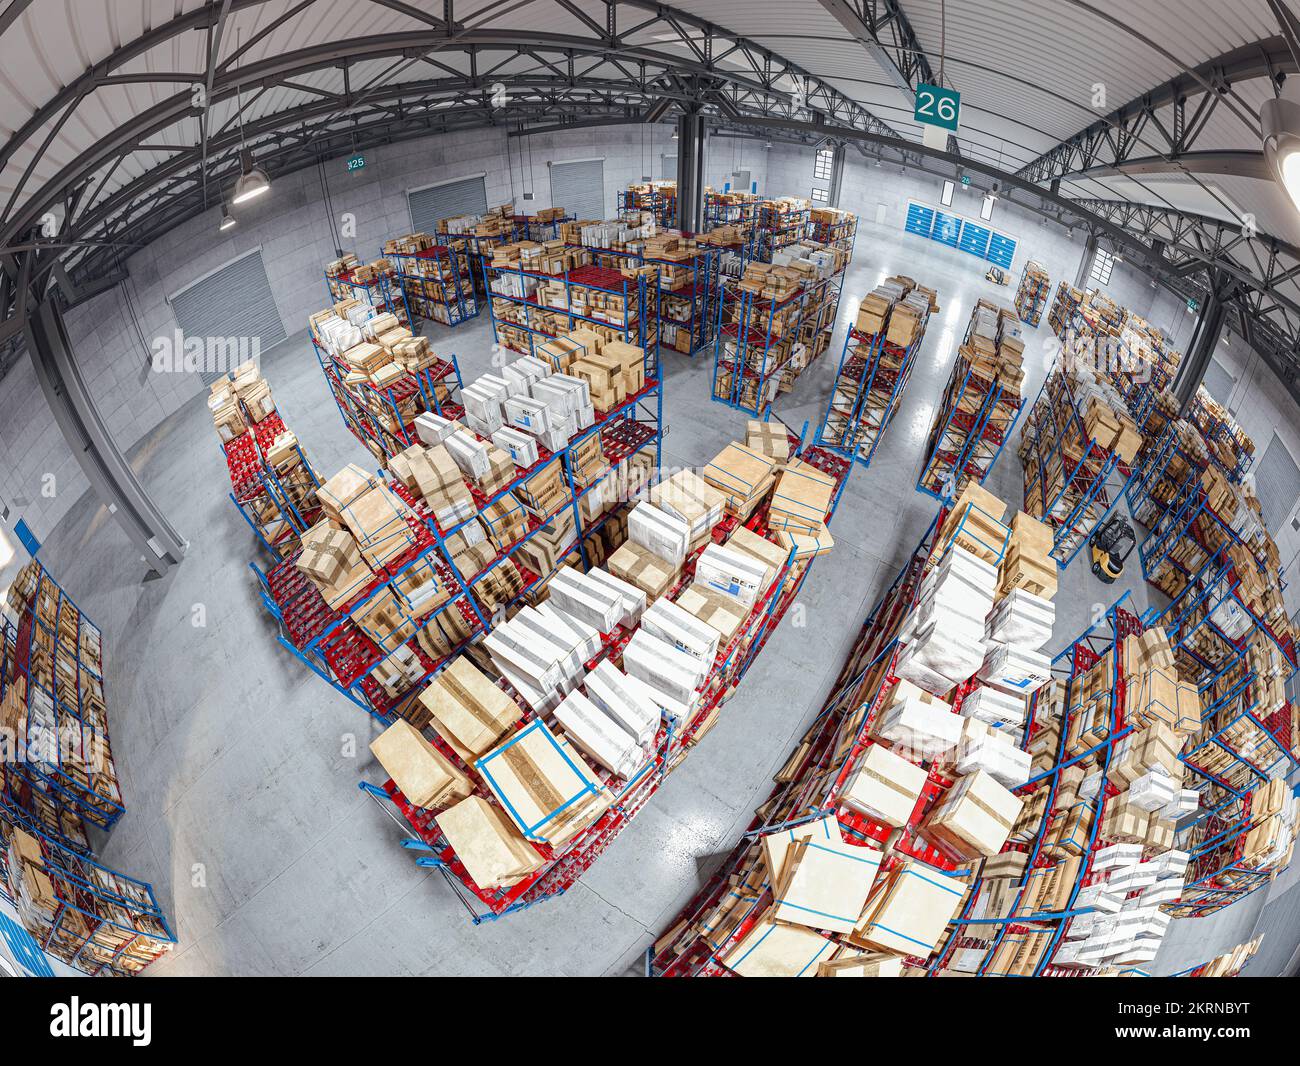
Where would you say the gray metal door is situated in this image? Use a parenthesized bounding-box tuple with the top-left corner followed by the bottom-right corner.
(1256, 432, 1300, 532)
(168, 249, 286, 384)
(660, 154, 677, 181)
(551, 159, 605, 220)
(408, 175, 488, 234)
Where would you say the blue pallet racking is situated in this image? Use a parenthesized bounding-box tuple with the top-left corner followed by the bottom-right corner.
(917, 301, 1024, 502)
(310, 334, 466, 462)
(1017, 366, 1136, 567)
(712, 265, 847, 416)
(815, 306, 929, 466)
(0, 561, 124, 830)
(482, 259, 659, 374)
(256, 341, 663, 723)
(1013, 261, 1051, 326)
(362, 422, 856, 924)
(0, 814, 176, 975)
(324, 263, 412, 327)
(388, 244, 479, 328)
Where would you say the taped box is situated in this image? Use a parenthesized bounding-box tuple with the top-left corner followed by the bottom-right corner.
(369, 719, 473, 809)
(435, 796, 544, 890)
(418, 656, 522, 760)
(840, 742, 927, 827)
(850, 860, 966, 956)
(763, 816, 883, 935)
(924, 768, 1023, 858)
(475, 719, 611, 846)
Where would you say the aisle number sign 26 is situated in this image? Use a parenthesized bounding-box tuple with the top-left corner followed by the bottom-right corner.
(915, 84, 961, 132)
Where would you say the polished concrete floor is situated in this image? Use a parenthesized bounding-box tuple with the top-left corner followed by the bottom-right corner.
(28, 224, 1292, 976)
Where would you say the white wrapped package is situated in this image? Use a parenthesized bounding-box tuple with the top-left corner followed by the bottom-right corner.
(535, 601, 601, 660)
(555, 690, 645, 778)
(511, 606, 585, 684)
(695, 543, 767, 608)
(1092, 842, 1144, 871)
(1074, 883, 1124, 914)
(978, 643, 1051, 696)
(584, 567, 647, 629)
(984, 587, 1055, 649)
(904, 616, 986, 675)
(959, 685, 1026, 728)
(639, 597, 720, 665)
(629, 502, 691, 566)
(876, 687, 961, 758)
(622, 629, 706, 706)
(415, 411, 458, 446)
(1157, 788, 1199, 820)
(582, 660, 660, 748)
(547, 567, 622, 633)
(1127, 771, 1179, 812)
(955, 737, 1030, 788)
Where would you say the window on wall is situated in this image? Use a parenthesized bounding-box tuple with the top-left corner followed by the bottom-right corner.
(814, 148, 834, 182)
(811, 188, 829, 203)
(1090, 249, 1116, 286)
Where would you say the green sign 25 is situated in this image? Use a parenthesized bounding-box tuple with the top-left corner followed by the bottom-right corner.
(346, 154, 366, 172)
(914, 84, 961, 132)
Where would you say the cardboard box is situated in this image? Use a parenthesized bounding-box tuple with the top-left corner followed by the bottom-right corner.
(851, 861, 966, 956)
(608, 540, 679, 600)
(369, 719, 473, 809)
(924, 769, 1023, 858)
(475, 719, 611, 846)
(841, 743, 927, 826)
(435, 796, 544, 890)
(768, 822, 883, 935)
(720, 912, 836, 977)
(418, 657, 522, 760)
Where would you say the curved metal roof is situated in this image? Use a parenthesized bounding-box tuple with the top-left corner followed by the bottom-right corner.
(2, 0, 1300, 391)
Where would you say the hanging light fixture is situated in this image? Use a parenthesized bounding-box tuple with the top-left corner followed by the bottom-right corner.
(232, 148, 270, 204)
(230, 74, 270, 205)
(219, 205, 237, 231)
(1262, 81, 1300, 211)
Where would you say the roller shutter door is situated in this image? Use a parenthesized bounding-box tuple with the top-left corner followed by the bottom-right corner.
(168, 249, 286, 385)
(408, 175, 488, 234)
(1255, 432, 1300, 533)
(660, 154, 677, 180)
(550, 159, 605, 221)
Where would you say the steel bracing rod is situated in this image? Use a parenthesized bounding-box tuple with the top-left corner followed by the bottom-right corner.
(1070, 196, 1300, 380)
(816, 0, 937, 94)
(21, 279, 186, 576)
(0, 0, 898, 241)
(1016, 36, 1296, 184)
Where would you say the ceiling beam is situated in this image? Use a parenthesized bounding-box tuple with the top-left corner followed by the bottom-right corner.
(1065, 149, 1273, 183)
(1017, 36, 1297, 185)
(815, 0, 936, 95)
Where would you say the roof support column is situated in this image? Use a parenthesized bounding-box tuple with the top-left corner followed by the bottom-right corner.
(23, 295, 187, 577)
(675, 111, 706, 233)
(1074, 234, 1098, 288)
(828, 143, 846, 208)
(1174, 277, 1228, 412)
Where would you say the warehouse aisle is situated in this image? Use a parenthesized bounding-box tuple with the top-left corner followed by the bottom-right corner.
(27, 228, 1273, 975)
